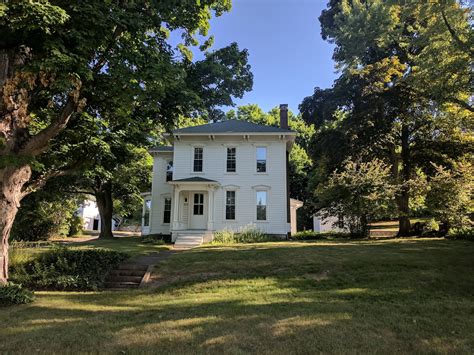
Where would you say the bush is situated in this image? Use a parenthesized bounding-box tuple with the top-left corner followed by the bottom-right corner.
(446, 227, 474, 241)
(292, 231, 351, 240)
(12, 191, 84, 241)
(11, 247, 129, 291)
(68, 215, 84, 236)
(141, 234, 166, 245)
(0, 283, 35, 306)
(213, 225, 278, 244)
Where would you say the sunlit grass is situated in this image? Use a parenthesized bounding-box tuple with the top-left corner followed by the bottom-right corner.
(2, 238, 474, 353)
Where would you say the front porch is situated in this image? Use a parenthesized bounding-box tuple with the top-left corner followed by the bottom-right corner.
(168, 177, 220, 242)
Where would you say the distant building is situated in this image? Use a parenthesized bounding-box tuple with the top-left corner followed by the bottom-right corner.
(76, 199, 118, 231)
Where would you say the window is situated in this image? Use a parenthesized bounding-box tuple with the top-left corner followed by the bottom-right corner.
(143, 199, 151, 227)
(225, 191, 236, 220)
(166, 161, 173, 181)
(163, 198, 171, 223)
(193, 193, 204, 215)
(256, 191, 267, 220)
(226, 147, 236, 172)
(193, 147, 203, 172)
(256, 147, 267, 172)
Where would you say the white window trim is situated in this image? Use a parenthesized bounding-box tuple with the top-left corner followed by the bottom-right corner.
(255, 146, 268, 174)
(224, 189, 237, 221)
(224, 146, 237, 174)
(255, 189, 269, 222)
(162, 197, 172, 225)
(192, 145, 204, 174)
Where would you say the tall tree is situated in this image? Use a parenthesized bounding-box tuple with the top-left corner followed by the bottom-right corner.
(0, 1, 253, 282)
(302, 0, 473, 235)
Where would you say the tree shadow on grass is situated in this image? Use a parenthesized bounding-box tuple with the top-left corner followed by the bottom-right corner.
(2, 239, 473, 353)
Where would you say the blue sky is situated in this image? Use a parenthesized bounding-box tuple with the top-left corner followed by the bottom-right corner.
(174, 0, 337, 114)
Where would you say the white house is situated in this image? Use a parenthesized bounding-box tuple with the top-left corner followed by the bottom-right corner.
(313, 214, 348, 233)
(142, 104, 303, 244)
(76, 199, 118, 232)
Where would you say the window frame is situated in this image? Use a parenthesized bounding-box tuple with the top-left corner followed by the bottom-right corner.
(225, 190, 236, 220)
(256, 146, 267, 173)
(143, 198, 151, 227)
(193, 193, 204, 215)
(256, 190, 267, 221)
(226, 147, 236, 173)
(166, 160, 173, 182)
(163, 197, 172, 224)
(193, 147, 203, 172)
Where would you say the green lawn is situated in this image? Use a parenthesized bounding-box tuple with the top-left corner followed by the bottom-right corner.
(2, 238, 474, 353)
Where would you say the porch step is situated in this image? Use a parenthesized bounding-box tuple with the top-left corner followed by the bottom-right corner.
(174, 235, 204, 250)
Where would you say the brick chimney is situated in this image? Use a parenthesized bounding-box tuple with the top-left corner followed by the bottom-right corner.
(280, 104, 288, 129)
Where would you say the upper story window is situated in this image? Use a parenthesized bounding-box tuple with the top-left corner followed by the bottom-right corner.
(226, 147, 236, 172)
(166, 161, 173, 181)
(256, 147, 267, 173)
(256, 191, 267, 221)
(193, 147, 203, 172)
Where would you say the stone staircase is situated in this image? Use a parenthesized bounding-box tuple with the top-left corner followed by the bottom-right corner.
(173, 232, 206, 250)
(104, 263, 150, 289)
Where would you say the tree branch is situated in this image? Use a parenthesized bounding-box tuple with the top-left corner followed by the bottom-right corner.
(19, 96, 79, 156)
(441, 9, 473, 56)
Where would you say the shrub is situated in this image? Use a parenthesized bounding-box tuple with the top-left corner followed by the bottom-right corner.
(68, 215, 84, 236)
(446, 227, 474, 241)
(0, 283, 35, 306)
(213, 225, 277, 244)
(11, 191, 84, 241)
(141, 234, 166, 245)
(292, 231, 351, 240)
(11, 247, 129, 291)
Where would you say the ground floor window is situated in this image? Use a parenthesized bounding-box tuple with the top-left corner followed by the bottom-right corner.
(143, 199, 151, 227)
(163, 198, 171, 223)
(193, 193, 204, 215)
(226, 191, 236, 220)
(256, 191, 267, 221)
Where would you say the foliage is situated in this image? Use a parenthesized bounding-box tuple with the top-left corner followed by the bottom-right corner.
(11, 190, 83, 241)
(0, 283, 35, 307)
(302, 1, 473, 235)
(425, 161, 474, 230)
(11, 247, 129, 291)
(316, 159, 397, 236)
(291, 230, 350, 240)
(446, 227, 474, 241)
(212, 225, 277, 244)
(141, 234, 166, 245)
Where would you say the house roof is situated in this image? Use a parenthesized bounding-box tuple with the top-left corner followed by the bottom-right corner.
(169, 177, 219, 184)
(172, 120, 295, 135)
(149, 146, 173, 153)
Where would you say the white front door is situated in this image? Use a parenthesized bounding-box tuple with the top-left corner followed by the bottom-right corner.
(190, 192, 207, 229)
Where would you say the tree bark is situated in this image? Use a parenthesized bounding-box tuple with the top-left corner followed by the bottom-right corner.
(95, 182, 114, 239)
(0, 165, 32, 284)
(397, 124, 411, 237)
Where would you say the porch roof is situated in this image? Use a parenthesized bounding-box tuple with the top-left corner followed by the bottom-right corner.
(169, 177, 220, 185)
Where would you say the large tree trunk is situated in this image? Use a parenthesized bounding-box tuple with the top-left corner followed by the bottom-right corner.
(95, 182, 114, 239)
(0, 165, 32, 284)
(397, 124, 411, 237)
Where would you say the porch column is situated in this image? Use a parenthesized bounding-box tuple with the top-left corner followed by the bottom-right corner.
(172, 187, 180, 230)
(207, 186, 214, 230)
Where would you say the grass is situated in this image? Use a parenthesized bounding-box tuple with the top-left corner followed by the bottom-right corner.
(2, 238, 474, 353)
